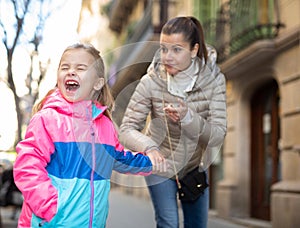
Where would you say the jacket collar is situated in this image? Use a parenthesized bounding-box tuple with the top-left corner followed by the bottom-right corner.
(42, 89, 107, 120)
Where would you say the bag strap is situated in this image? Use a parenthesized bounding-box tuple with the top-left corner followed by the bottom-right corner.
(162, 97, 182, 190)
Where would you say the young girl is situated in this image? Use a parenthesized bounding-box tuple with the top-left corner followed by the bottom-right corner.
(13, 43, 164, 228)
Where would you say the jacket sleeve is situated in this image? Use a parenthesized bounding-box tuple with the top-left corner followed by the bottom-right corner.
(119, 76, 160, 153)
(14, 113, 57, 222)
(109, 120, 152, 175)
(182, 47, 227, 148)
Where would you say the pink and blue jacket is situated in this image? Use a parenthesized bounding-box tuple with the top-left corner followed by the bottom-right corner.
(14, 89, 152, 228)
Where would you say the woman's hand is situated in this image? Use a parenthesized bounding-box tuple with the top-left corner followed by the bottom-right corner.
(146, 149, 167, 173)
(163, 99, 188, 123)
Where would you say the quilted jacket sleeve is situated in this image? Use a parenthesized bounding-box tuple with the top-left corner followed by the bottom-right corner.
(181, 46, 227, 148)
(119, 76, 160, 153)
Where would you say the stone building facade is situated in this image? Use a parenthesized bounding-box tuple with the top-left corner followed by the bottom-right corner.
(218, 1, 300, 227)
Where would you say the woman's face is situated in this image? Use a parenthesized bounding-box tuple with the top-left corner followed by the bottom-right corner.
(57, 49, 104, 102)
(160, 33, 198, 76)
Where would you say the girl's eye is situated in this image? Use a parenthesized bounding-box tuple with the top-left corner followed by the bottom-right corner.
(77, 65, 88, 71)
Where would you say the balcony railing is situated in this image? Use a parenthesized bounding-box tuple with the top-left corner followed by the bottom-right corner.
(203, 0, 284, 63)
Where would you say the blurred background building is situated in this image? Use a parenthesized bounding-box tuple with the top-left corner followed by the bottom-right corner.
(77, 1, 300, 227)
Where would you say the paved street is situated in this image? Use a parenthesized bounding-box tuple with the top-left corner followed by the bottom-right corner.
(107, 189, 248, 228)
(0, 205, 19, 228)
(0, 189, 267, 228)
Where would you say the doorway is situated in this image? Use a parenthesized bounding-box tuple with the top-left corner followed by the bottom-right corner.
(250, 79, 281, 220)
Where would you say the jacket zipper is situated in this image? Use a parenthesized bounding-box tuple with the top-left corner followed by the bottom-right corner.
(87, 109, 96, 228)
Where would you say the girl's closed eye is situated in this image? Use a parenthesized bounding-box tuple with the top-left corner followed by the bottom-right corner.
(76, 64, 88, 71)
(60, 64, 69, 71)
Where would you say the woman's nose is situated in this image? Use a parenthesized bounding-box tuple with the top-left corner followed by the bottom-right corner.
(165, 51, 173, 60)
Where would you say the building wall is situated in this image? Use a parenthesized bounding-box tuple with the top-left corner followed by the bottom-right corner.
(77, 0, 119, 71)
(218, 0, 300, 226)
(271, 23, 300, 228)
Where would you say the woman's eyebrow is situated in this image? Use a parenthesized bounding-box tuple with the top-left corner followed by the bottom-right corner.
(160, 43, 183, 47)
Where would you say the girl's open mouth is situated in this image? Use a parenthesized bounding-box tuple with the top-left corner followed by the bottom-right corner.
(65, 80, 80, 91)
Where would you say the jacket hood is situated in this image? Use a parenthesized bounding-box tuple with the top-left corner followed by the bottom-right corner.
(42, 89, 107, 120)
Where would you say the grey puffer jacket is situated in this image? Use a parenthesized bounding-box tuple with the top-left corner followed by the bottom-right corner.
(119, 46, 227, 178)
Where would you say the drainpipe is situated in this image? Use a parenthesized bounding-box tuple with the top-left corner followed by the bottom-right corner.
(274, 0, 285, 31)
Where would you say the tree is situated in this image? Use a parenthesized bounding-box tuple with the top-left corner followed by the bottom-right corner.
(0, 0, 64, 148)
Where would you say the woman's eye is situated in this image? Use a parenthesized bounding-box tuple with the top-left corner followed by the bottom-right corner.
(160, 47, 168, 53)
(173, 47, 182, 53)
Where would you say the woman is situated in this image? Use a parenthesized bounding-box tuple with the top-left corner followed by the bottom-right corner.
(119, 17, 227, 228)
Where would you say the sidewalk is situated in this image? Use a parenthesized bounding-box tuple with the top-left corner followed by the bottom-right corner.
(0, 189, 270, 228)
(0, 206, 19, 228)
(107, 189, 249, 228)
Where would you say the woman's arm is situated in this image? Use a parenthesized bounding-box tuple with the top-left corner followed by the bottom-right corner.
(119, 77, 160, 153)
(182, 64, 227, 147)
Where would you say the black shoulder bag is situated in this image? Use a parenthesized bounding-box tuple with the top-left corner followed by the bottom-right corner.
(163, 98, 208, 202)
(177, 167, 208, 202)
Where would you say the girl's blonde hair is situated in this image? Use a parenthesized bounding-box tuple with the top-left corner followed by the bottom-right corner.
(32, 43, 114, 118)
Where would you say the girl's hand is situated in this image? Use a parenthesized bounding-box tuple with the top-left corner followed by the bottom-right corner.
(163, 99, 188, 123)
(146, 150, 167, 173)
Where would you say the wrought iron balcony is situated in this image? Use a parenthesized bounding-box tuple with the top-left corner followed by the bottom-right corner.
(203, 0, 284, 63)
